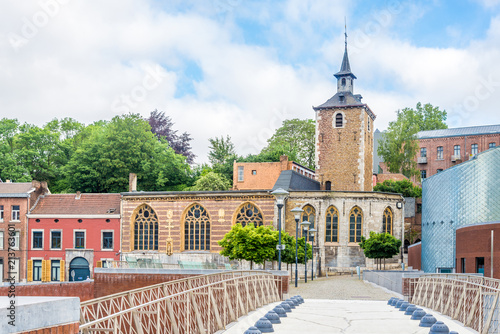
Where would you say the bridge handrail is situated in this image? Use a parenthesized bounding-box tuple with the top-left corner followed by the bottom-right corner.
(412, 274, 500, 333)
(79, 272, 280, 333)
(80, 270, 275, 327)
(82, 269, 268, 307)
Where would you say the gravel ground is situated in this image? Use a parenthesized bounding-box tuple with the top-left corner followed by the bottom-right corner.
(286, 275, 401, 301)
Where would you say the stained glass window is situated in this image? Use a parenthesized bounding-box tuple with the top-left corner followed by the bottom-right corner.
(325, 206, 339, 242)
(235, 202, 263, 227)
(349, 207, 363, 243)
(133, 205, 159, 250)
(184, 204, 210, 251)
(382, 207, 393, 235)
(301, 205, 316, 241)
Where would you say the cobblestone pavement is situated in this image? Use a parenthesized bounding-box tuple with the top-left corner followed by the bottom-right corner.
(286, 275, 400, 300)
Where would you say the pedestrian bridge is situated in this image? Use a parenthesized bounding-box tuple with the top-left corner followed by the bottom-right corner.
(79, 271, 499, 333)
(79, 271, 281, 333)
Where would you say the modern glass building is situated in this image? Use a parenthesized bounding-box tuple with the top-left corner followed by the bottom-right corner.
(421, 146, 500, 273)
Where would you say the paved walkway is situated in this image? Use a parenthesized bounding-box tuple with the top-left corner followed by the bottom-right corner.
(287, 275, 400, 300)
(218, 276, 478, 334)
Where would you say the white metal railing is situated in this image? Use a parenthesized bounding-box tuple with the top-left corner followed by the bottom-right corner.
(412, 274, 500, 334)
(79, 271, 281, 334)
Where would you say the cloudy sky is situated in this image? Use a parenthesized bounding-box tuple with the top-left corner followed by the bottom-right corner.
(1, 0, 500, 163)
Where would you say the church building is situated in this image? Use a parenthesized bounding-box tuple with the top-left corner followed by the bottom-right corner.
(120, 34, 404, 271)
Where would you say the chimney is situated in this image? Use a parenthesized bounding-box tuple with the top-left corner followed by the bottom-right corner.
(280, 155, 289, 171)
(75, 191, 81, 200)
(129, 173, 137, 192)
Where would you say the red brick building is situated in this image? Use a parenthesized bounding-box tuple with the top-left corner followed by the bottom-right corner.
(0, 181, 49, 282)
(455, 222, 500, 278)
(417, 125, 500, 180)
(27, 193, 121, 282)
(233, 156, 315, 190)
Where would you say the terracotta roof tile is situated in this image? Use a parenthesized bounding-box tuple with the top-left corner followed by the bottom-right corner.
(31, 193, 121, 215)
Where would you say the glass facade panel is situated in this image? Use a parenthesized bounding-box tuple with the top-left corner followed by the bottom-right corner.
(422, 147, 500, 273)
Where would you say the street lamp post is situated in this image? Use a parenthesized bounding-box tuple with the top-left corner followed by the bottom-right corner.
(291, 207, 304, 288)
(271, 188, 289, 271)
(300, 221, 310, 283)
(309, 228, 316, 281)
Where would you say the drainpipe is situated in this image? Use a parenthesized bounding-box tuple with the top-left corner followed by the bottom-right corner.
(491, 230, 494, 278)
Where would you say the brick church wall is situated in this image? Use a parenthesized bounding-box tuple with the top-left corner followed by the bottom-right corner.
(121, 192, 275, 254)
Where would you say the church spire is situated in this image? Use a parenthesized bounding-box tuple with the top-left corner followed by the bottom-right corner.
(334, 20, 356, 93)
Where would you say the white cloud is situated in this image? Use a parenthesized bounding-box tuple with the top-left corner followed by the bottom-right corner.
(0, 1, 499, 165)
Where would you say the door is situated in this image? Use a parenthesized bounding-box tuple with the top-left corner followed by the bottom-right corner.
(69, 257, 90, 281)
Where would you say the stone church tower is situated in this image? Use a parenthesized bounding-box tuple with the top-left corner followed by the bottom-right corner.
(314, 34, 375, 191)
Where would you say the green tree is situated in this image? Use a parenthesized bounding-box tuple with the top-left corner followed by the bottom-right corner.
(218, 224, 278, 269)
(190, 171, 231, 191)
(63, 113, 191, 193)
(377, 102, 447, 178)
(373, 179, 422, 197)
(276, 232, 312, 277)
(262, 119, 315, 169)
(359, 231, 402, 270)
(208, 135, 237, 182)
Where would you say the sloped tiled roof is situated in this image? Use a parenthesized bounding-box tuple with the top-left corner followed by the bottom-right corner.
(0, 182, 34, 195)
(418, 125, 500, 139)
(30, 193, 121, 215)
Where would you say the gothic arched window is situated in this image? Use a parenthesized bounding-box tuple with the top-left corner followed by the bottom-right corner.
(335, 113, 343, 128)
(133, 205, 159, 250)
(301, 205, 316, 241)
(184, 204, 211, 251)
(341, 78, 346, 86)
(383, 207, 393, 235)
(235, 202, 263, 227)
(349, 206, 363, 243)
(325, 206, 339, 243)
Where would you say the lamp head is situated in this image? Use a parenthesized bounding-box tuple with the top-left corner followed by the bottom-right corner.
(271, 188, 289, 206)
(300, 220, 310, 231)
(396, 201, 403, 209)
(290, 206, 304, 221)
(309, 228, 317, 235)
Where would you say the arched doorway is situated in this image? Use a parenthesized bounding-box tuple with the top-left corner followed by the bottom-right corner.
(69, 257, 90, 281)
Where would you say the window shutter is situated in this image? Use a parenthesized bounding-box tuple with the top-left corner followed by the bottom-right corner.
(45, 260, 51, 282)
(27, 260, 33, 282)
(41, 260, 46, 282)
(96, 261, 102, 268)
(60, 260, 65, 281)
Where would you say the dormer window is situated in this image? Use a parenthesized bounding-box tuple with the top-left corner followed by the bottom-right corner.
(339, 95, 345, 103)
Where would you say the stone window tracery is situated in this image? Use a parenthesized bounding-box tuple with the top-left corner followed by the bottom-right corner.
(325, 206, 339, 243)
(301, 205, 316, 241)
(184, 204, 210, 251)
(235, 202, 263, 227)
(133, 205, 159, 251)
(349, 206, 363, 243)
(383, 207, 393, 235)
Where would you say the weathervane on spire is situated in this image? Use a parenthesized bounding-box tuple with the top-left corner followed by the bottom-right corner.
(344, 16, 347, 47)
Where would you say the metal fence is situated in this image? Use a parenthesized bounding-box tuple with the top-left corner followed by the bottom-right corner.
(412, 274, 500, 334)
(79, 271, 281, 334)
